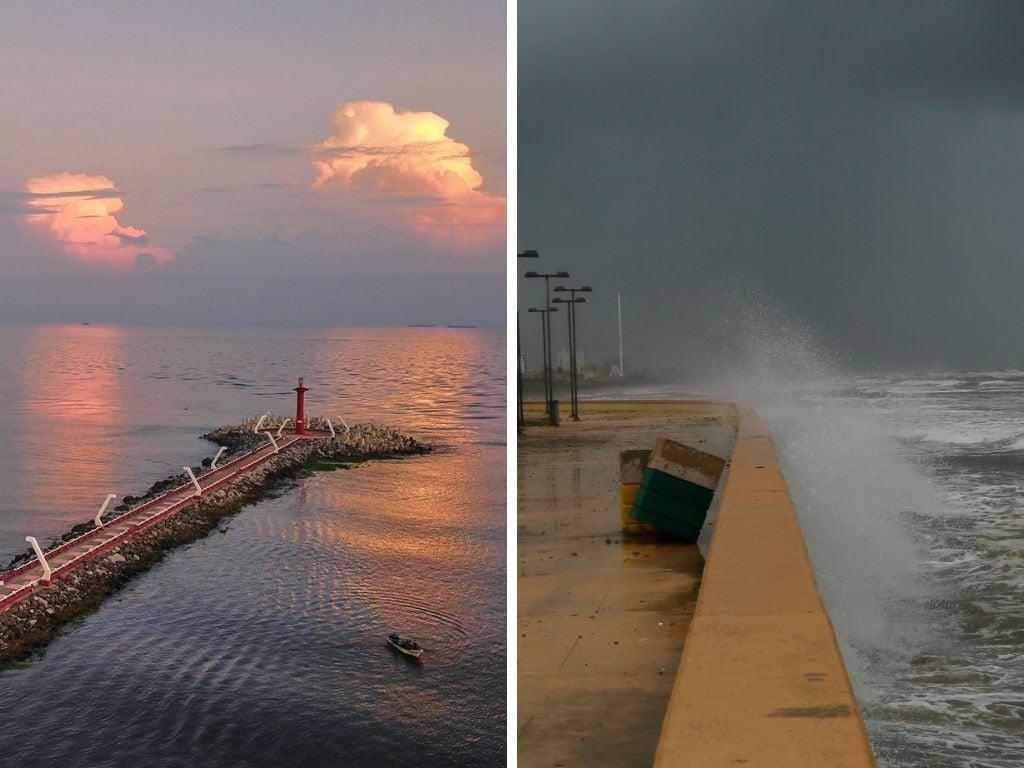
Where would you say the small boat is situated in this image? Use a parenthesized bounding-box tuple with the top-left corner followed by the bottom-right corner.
(387, 632, 423, 658)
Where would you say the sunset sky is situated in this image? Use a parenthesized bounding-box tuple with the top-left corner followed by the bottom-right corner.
(0, 1, 505, 326)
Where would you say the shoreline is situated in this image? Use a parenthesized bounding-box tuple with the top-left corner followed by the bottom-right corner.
(0, 420, 428, 668)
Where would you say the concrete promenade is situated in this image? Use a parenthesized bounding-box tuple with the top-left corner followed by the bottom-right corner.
(518, 400, 875, 767)
(518, 400, 735, 767)
(0, 431, 321, 613)
(654, 406, 875, 767)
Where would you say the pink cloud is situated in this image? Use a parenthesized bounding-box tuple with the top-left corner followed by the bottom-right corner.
(23, 172, 172, 268)
(309, 101, 504, 245)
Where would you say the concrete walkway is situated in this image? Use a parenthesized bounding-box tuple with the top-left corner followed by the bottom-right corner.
(653, 407, 876, 767)
(518, 401, 735, 767)
(0, 432, 314, 612)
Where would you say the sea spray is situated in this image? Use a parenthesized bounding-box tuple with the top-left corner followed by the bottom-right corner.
(695, 296, 941, 663)
(621, 289, 997, 765)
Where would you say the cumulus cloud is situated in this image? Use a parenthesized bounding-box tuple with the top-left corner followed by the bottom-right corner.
(22, 172, 172, 268)
(309, 101, 504, 243)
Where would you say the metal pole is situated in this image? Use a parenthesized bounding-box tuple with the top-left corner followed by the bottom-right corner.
(618, 293, 624, 378)
(554, 287, 590, 419)
(517, 251, 541, 425)
(525, 267, 569, 417)
(543, 276, 553, 414)
(545, 306, 554, 415)
(540, 317, 549, 414)
(562, 301, 574, 419)
(540, 311, 549, 414)
(573, 301, 580, 419)
(570, 299, 579, 419)
(517, 310, 524, 429)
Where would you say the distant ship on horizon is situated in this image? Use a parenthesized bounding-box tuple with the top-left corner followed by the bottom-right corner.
(406, 323, 477, 329)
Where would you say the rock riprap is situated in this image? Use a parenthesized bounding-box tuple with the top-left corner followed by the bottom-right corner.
(0, 418, 428, 667)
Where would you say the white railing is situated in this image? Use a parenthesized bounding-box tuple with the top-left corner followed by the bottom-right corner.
(94, 493, 118, 526)
(2, 433, 305, 599)
(183, 466, 202, 497)
(264, 431, 279, 453)
(211, 446, 227, 469)
(25, 536, 51, 584)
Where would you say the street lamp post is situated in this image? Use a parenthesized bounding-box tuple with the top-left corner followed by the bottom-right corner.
(524, 270, 569, 416)
(553, 286, 592, 420)
(517, 250, 539, 430)
(527, 306, 560, 425)
(552, 297, 585, 420)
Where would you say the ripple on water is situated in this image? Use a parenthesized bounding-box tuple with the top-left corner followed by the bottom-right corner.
(0, 326, 505, 768)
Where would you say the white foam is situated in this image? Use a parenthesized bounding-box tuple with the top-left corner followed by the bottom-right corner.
(639, 295, 944, 677)
(622, 292, 1023, 763)
(903, 426, 1015, 446)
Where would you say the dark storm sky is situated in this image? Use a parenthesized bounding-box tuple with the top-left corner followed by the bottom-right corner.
(518, 1, 1024, 372)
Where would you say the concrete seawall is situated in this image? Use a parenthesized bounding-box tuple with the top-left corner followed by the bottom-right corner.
(654, 404, 876, 767)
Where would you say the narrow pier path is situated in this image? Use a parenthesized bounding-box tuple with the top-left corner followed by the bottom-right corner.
(0, 431, 323, 612)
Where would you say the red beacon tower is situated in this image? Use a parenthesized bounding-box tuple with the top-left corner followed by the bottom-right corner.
(294, 377, 308, 435)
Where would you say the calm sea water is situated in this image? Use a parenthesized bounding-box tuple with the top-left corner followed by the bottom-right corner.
(610, 373, 1024, 768)
(0, 324, 506, 767)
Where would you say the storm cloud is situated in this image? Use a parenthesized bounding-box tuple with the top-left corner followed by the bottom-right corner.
(518, 1, 1024, 371)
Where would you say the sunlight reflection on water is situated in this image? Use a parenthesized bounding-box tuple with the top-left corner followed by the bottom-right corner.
(0, 324, 505, 767)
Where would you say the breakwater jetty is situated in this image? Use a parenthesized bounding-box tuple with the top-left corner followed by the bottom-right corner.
(0, 396, 427, 667)
(518, 400, 874, 767)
